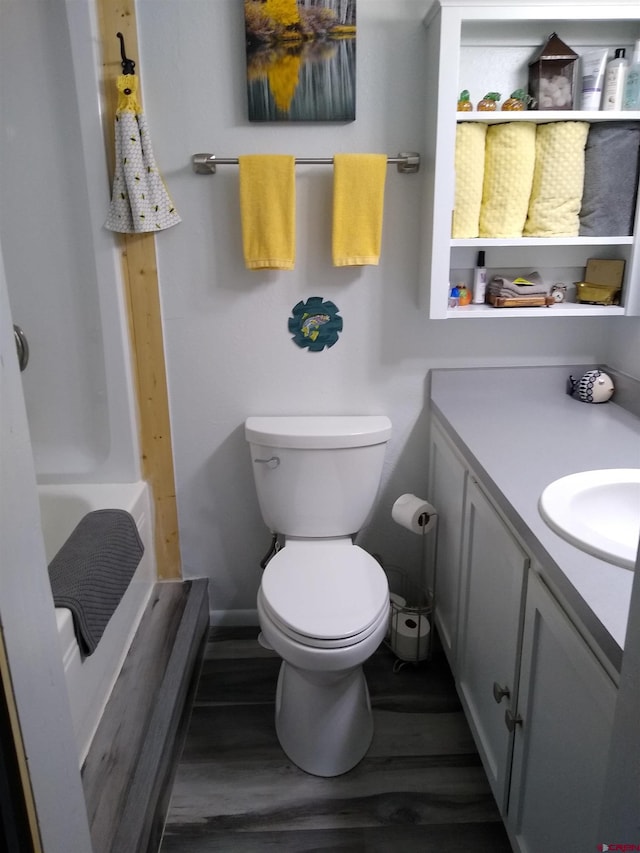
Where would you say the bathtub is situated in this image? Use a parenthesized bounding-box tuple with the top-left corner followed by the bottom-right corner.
(39, 481, 156, 766)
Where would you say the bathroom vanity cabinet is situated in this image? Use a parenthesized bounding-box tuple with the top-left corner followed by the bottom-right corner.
(456, 476, 528, 812)
(421, 0, 640, 319)
(507, 569, 616, 852)
(427, 418, 467, 663)
(427, 404, 619, 851)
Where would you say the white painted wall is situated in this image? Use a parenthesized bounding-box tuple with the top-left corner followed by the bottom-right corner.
(606, 318, 640, 379)
(137, 0, 637, 619)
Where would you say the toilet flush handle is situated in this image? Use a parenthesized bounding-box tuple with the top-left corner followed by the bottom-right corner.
(254, 456, 280, 469)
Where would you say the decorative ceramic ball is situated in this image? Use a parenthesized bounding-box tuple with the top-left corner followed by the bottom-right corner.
(576, 370, 614, 404)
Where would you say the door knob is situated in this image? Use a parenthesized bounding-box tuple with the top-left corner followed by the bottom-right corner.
(505, 710, 523, 732)
(13, 325, 29, 372)
(493, 681, 511, 704)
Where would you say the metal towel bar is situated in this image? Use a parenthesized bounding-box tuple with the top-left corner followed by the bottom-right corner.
(191, 151, 420, 175)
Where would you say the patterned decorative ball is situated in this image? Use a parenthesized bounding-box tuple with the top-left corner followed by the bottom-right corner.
(576, 370, 614, 404)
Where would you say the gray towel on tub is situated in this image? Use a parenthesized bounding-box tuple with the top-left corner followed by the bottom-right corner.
(579, 122, 640, 237)
(48, 509, 144, 655)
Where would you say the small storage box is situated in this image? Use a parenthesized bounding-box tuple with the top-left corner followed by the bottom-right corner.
(576, 282, 621, 305)
(576, 258, 625, 305)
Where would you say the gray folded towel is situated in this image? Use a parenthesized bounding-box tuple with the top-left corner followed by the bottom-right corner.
(580, 122, 640, 237)
(488, 271, 550, 297)
(48, 509, 144, 655)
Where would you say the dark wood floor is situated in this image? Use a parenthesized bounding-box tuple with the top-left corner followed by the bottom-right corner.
(159, 627, 513, 852)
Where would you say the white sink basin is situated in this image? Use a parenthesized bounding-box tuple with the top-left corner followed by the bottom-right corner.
(539, 469, 640, 570)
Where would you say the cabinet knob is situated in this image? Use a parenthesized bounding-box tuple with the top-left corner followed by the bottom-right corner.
(505, 710, 523, 732)
(492, 681, 511, 704)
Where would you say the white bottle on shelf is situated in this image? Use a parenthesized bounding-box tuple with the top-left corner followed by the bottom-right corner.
(622, 39, 640, 110)
(603, 48, 628, 111)
(472, 251, 487, 305)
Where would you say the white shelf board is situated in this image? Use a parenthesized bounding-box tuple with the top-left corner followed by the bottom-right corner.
(457, 110, 640, 123)
(452, 237, 634, 248)
(445, 303, 625, 319)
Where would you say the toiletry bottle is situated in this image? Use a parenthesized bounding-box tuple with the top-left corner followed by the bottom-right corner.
(603, 49, 628, 111)
(472, 251, 487, 304)
(580, 49, 609, 110)
(623, 39, 640, 110)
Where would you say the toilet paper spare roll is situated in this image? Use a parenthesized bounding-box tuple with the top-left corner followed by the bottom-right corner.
(391, 613, 430, 661)
(391, 494, 437, 535)
(389, 592, 407, 610)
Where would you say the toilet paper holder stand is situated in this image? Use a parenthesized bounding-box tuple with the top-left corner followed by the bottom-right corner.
(384, 565, 433, 668)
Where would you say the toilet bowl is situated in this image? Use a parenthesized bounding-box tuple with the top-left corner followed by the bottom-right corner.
(258, 538, 390, 776)
(245, 415, 392, 777)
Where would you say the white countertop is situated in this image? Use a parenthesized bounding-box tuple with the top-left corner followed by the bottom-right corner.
(430, 365, 640, 672)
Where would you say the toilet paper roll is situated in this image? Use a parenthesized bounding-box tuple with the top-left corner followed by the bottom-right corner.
(391, 613, 431, 662)
(389, 592, 407, 610)
(391, 494, 437, 535)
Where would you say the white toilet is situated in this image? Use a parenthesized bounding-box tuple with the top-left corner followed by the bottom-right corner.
(245, 415, 392, 777)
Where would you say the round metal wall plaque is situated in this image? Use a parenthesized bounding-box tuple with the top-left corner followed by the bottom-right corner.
(288, 296, 343, 351)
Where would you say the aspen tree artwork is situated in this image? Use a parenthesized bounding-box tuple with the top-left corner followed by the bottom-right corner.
(244, 0, 356, 121)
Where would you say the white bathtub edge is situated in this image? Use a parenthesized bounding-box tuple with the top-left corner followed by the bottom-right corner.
(41, 481, 157, 765)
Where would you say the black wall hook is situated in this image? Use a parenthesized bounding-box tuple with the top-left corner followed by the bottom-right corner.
(116, 32, 136, 76)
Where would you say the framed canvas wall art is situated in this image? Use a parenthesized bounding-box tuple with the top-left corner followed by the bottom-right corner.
(244, 0, 356, 122)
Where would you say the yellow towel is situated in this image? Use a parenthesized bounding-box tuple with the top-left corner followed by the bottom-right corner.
(479, 122, 536, 238)
(524, 122, 589, 237)
(452, 123, 487, 238)
(238, 155, 295, 270)
(332, 153, 387, 266)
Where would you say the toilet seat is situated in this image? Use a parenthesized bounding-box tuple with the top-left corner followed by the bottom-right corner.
(260, 539, 389, 649)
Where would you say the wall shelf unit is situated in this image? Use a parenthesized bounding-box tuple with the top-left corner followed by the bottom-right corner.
(420, 1, 640, 320)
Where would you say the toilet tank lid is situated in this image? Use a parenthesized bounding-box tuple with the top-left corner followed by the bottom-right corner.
(245, 416, 392, 449)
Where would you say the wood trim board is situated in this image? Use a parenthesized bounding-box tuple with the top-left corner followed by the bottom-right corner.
(97, 0, 181, 579)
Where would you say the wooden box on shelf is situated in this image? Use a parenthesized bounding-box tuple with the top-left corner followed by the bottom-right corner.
(487, 294, 555, 309)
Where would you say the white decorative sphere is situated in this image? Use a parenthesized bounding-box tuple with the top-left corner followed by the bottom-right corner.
(576, 370, 614, 404)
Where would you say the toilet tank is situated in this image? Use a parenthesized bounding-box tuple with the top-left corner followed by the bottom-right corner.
(245, 416, 392, 537)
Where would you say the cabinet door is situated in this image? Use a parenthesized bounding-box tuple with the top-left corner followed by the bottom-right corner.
(457, 477, 529, 812)
(507, 570, 616, 853)
(428, 418, 467, 667)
